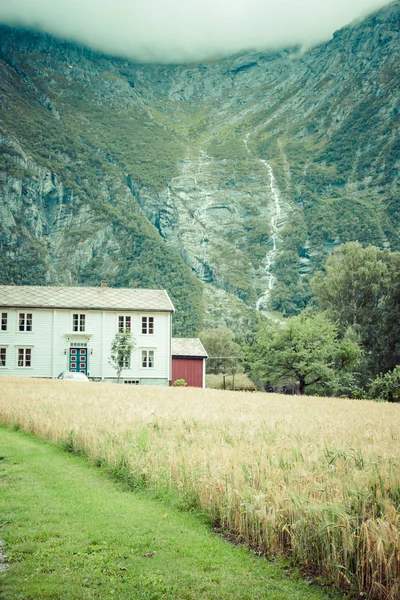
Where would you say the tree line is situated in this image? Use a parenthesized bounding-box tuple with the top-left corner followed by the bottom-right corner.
(200, 242, 400, 401)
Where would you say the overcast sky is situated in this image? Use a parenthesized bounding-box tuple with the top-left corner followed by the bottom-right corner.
(0, 0, 392, 62)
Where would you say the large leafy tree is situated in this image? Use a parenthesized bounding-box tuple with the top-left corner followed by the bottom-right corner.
(311, 242, 388, 330)
(312, 242, 400, 376)
(248, 314, 361, 395)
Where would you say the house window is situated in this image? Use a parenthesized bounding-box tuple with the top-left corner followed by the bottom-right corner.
(1, 313, 7, 331)
(142, 316, 154, 334)
(124, 380, 140, 385)
(141, 350, 154, 368)
(19, 313, 32, 332)
(18, 348, 31, 367)
(122, 355, 130, 368)
(0, 348, 6, 367)
(73, 314, 85, 332)
(118, 316, 131, 333)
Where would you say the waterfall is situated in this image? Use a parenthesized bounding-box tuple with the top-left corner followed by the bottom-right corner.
(244, 134, 285, 313)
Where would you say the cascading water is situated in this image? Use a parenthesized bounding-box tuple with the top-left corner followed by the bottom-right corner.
(243, 133, 285, 313)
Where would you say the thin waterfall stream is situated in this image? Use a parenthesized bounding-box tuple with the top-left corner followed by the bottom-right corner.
(243, 133, 285, 312)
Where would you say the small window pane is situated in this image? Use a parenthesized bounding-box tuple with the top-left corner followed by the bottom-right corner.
(0, 348, 6, 366)
(118, 316, 124, 333)
(125, 316, 131, 332)
(18, 348, 24, 366)
(73, 314, 79, 331)
(25, 348, 31, 367)
(26, 313, 32, 332)
(141, 350, 154, 368)
(19, 314, 25, 331)
(142, 317, 147, 334)
(1, 313, 7, 331)
(148, 317, 154, 334)
(80, 314, 85, 332)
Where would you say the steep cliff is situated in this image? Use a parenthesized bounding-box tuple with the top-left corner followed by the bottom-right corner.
(0, 1, 398, 328)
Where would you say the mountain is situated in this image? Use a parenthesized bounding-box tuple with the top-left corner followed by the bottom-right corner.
(0, 1, 398, 331)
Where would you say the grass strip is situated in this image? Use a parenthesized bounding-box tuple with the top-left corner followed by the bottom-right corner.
(0, 427, 341, 600)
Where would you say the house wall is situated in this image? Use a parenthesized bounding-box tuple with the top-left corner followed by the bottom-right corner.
(0, 308, 171, 384)
(172, 357, 205, 388)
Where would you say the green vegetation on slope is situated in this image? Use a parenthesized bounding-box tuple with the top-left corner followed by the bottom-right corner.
(0, 2, 399, 323)
(0, 39, 204, 335)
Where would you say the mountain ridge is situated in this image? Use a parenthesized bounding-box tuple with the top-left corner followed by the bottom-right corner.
(0, 0, 398, 329)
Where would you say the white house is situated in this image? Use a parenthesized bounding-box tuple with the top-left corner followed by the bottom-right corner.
(0, 284, 174, 385)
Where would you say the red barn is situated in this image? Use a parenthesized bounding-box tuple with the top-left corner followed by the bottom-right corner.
(171, 338, 207, 388)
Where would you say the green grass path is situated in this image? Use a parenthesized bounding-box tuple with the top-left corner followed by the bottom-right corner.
(0, 428, 341, 599)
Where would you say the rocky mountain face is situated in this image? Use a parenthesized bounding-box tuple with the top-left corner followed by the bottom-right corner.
(0, 1, 399, 332)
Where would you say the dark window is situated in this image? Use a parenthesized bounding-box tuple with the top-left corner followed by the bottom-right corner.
(1, 313, 7, 331)
(19, 313, 32, 332)
(73, 314, 85, 332)
(18, 348, 31, 367)
(142, 316, 154, 334)
(119, 316, 131, 333)
(141, 350, 154, 368)
(0, 347, 6, 366)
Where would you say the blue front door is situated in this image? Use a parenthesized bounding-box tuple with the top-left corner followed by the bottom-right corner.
(69, 347, 88, 375)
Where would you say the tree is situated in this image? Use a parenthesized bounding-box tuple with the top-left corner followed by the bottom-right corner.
(312, 242, 389, 330)
(248, 314, 361, 395)
(368, 365, 400, 402)
(199, 328, 242, 378)
(312, 242, 400, 377)
(109, 331, 136, 383)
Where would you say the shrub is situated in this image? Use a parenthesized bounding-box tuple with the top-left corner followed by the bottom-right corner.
(172, 379, 187, 387)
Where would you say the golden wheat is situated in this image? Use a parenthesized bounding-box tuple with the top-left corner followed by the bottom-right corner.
(1, 377, 399, 599)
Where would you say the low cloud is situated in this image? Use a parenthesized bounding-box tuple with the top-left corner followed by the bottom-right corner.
(0, 0, 392, 62)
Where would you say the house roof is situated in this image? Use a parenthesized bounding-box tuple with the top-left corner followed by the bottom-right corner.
(0, 285, 175, 312)
(172, 338, 208, 358)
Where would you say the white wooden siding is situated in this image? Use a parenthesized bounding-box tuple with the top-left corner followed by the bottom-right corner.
(0, 308, 171, 382)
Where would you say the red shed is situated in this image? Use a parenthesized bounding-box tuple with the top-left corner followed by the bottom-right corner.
(171, 338, 208, 388)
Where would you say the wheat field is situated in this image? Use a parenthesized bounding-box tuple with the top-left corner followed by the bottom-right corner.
(1, 377, 399, 599)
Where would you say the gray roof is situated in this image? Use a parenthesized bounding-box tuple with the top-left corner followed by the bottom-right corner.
(172, 338, 208, 358)
(0, 285, 174, 312)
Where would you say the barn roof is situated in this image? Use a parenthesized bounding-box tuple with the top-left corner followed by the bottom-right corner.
(172, 338, 208, 358)
(0, 285, 175, 312)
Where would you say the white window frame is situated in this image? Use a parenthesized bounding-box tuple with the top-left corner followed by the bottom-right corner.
(18, 312, 33, 332)
(1, 312, 7, 332)
(17, 347, 33, 368)
(141, 316, 154, 335)
(118, 315, 132, 333)
(72, 313, 86, 332)
(141, 349, 155, 368)
(0, 346, 7, 367)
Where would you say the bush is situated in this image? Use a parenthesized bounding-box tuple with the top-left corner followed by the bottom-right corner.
(172, 379, 187, 387)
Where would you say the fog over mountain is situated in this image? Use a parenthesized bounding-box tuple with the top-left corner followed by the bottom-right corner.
(0, 0, 392, 62)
